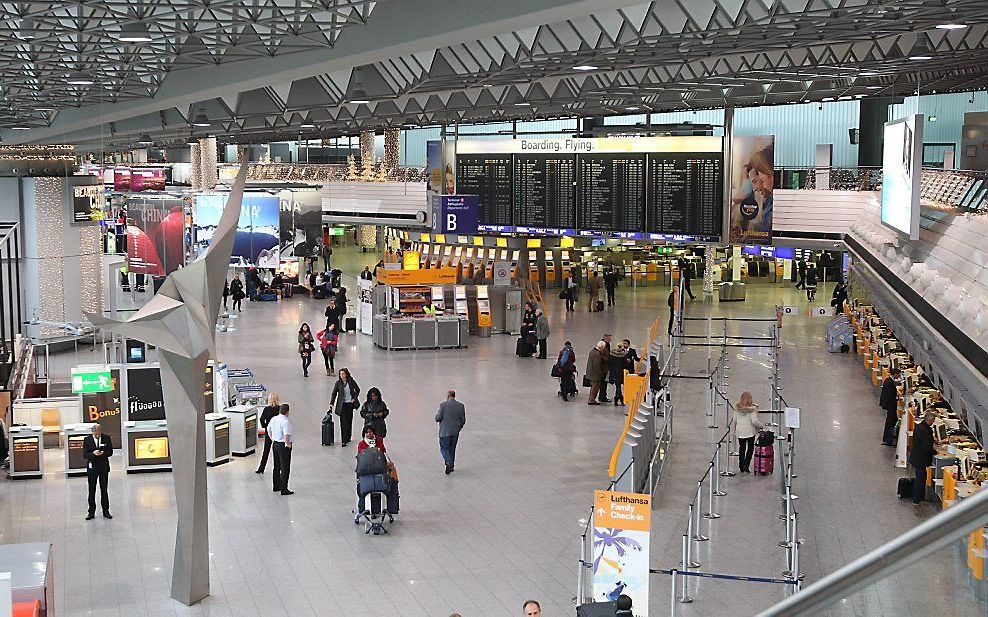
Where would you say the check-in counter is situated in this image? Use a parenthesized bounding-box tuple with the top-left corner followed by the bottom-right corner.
(124, 420, 171, 473)
(63, 422, 97, 476)
(205, 412, 231, 466)
(7, 426, 44, 479)
(224, 404, 259, 456)
(373, 315, 469, 349)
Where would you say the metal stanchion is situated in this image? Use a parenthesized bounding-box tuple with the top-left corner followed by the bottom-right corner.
(683, 505, 700, 568)
(713, 444, 727, 496)
(680, 536, 693, 603)
(670, 569, 678, 615)
(702, 462, 721, 519)
(707, 377, 718, 428)
(692, 484, 708, 542)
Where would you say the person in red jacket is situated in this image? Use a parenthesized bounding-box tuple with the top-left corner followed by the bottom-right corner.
(356, 425, 385, 455)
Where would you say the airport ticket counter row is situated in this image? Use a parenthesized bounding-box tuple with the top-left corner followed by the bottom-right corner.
(848, 301, 988, 583)
(6, 362, 263, 479)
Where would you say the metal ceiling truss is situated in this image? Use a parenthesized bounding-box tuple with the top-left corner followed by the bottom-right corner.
(17, 0, 988, 148)
(0, 0, 377, 127)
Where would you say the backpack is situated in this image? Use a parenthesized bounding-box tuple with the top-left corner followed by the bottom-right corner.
(355, 447, 388, 476)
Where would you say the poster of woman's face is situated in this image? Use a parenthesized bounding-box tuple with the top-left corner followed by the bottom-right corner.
(729, 136, 776, 245)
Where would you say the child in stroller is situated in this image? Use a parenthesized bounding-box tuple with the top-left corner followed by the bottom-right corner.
(353, 427, 399, 534)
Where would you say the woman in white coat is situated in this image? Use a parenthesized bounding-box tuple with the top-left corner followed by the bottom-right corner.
(734, 391, 763, 473)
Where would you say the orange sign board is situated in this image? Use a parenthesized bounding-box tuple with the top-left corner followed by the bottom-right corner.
(378, 268, 458, 285)
(477, 313, 492, 327)
(403, 251, 421, 270)
(593, 489, 651, 532)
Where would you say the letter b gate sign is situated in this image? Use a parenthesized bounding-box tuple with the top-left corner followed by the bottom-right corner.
(431, 195, 479, 234)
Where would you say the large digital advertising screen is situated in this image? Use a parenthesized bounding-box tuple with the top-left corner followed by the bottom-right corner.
(194, 193, 280, 267)
(881, 114, 924, 239)
(125, 196, 186, 275)
(728, 136, 775, 245)
(277, 189, 323, 261)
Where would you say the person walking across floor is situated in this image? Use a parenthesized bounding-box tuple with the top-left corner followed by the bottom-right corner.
(268, 404, 294, 495)
(360, 387, 390, 439)
(604, 267, 619, 306)
(585, 341, 607, 406)
(608, 340, 629, 406)
(435, 390, 466, 474)
(535, 309, 550, 359)
(909, 412, 937, 505)
(832, 279, 848, 315)
(83, 424, 113, 520)
(880, 368, 901, 445)
(555, 341, 578, 401)
(805, 265, 819, 301)
(230, 274, 245, 311)
(330, 368, 360, 446)
(563, 272, 577, 312)
(298, 323, 315, 377)
(734, 391, 764, 473)
(316, 324, 339, 375)
(255, 392, 281, 473)
(222, 279, 230, 310)
(597, 334, 612, 403)
(586, 271, 602, 312)
(678, 257, 696, 300)
(795, 260, 807, 290)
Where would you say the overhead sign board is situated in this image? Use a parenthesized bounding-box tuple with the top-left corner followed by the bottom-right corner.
(456, 136, 722, 154)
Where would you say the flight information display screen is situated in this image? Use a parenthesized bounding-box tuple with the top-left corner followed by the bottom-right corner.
(513, 154, 576, 234)
(645, 153, 724, 237)
(455, 154, 513, 231)
(455, 137, 724, 239)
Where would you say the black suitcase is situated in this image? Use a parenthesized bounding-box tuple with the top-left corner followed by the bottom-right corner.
(516, 338, 533, 357)
(321, 415, 334, 446)
(897, 477, 912, 499)
(345, 317, 357, 332)
(595, 300, 604, 312)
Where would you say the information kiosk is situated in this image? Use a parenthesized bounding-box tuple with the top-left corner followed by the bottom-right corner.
(63, 423, 97, 476)
(223, 403, 259, 456)
(204, 412, 231, 466)
(7, 426, 43, 479)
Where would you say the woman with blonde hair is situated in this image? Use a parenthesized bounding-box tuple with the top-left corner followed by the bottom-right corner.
(734, 391, 763, 473)
(255, 392, 281, 474)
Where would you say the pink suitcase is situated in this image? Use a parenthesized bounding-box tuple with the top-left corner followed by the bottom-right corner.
(754, 445, 774, 475)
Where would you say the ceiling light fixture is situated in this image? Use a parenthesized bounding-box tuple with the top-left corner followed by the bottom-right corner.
(15, 18, 35, 40)
(349, 99, 370, 104)
(300, 123, 316, 128)
(936, 24, 967, 30)
(866, 85, 881, 89)
(138, 133, 153, 144)
(860, 71, 878, 77)
(908, 37, 934, 60)
(514, 102, 531, 106)
(192, 111, 210, 127)
(573, 65, 598, 71)
(10, 126, 31, 130)
(624, 106, 640, 111)
(66, 71, 95, 85)
(117, 21, 153, 43)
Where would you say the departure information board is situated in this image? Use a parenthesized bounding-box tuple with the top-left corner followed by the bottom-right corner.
(576, 154, 646, 236)
(513, 154, 576, 233)
(646, 153, 723, 237)
(455, 137, 723, 240)
(455, 155, 513, 230)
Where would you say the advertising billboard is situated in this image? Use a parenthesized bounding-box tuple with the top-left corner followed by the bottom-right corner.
(114, 168, 166, 192)
(81, 368, 122, 445)
(277, 189, 323, 261)
(194, 192, 280, 267)
(729, 135, 775, 245)
(125, 196, 186, 275)
(881, 114, 924, 239)
(126, 366, 165, 423)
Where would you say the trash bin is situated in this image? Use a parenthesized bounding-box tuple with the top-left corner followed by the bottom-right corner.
(718, 281, 746, 302)
(476, 325, 492, 337)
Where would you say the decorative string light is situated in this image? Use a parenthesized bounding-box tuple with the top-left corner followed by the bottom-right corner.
(199, 137, 218, 190)
(359, 131, 375, 168)
(383, 128, 400, 175)
(33, 178, 66, 336)
(190, 143, 202, 191)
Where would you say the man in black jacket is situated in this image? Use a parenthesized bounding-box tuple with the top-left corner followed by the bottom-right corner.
(83, 424, 113, 520)
(880, 368, 901, 445)
(603, 267, 619, 306)
(909, 412, 937, 505)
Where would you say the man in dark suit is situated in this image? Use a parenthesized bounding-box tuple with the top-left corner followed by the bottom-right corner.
(83, 424, 113, 520)
(909, 412, 937, 505)
(603, 267, 619, 306)
(880, 368, 901, 446)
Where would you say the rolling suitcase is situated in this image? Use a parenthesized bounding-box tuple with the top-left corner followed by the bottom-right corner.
(516, 337, 533, 357)
(897, 477, 913, 499)
(345, 317, 357, 332)
(321, 414, 334, 446)
(595, 300, 604, 312)
(753, 444, 774, 475)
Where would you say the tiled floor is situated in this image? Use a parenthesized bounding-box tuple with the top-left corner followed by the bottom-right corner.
(2, 251, 985, 616)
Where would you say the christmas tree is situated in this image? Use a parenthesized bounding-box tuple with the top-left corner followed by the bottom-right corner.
(345, 154, 359, 181)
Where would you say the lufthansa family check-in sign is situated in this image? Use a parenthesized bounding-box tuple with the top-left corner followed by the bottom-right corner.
(592, 490, 651, 616)
(432, 195, 479, 234)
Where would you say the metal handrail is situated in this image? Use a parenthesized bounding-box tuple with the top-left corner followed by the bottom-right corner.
(759, 486, 988, 616)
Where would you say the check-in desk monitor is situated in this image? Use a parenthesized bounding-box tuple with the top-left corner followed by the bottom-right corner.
(432, 286, 446, 313)
(455, 285, 469, 317)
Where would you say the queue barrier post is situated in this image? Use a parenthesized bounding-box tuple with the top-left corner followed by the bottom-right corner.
(693, 483, 708, 542)
(702, 461, 721, 519)
(680, 536, 693, 603)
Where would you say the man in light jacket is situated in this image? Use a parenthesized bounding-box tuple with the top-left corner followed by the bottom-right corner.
(534, 310, 550, 359)
(435, 390, 466, 475)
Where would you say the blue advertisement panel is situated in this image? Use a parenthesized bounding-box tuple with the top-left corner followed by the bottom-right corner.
(194, 193, 280, 267)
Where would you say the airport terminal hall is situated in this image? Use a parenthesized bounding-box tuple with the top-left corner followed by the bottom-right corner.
(7, 2, 988, 617)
